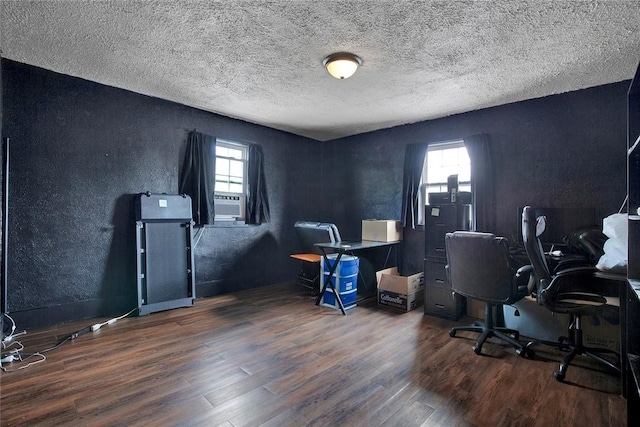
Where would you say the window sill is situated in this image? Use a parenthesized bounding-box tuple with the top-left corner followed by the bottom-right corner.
(199, 220, 258, 228)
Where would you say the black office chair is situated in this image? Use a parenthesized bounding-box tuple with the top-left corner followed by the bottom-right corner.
(521, 206, 621, 381)
(445, 231, 532, 356)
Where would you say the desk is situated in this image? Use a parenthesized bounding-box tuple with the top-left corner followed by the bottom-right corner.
(314, 240, 401, 315)
(623, 278, 640, 424)
(593, 271, 627, 392)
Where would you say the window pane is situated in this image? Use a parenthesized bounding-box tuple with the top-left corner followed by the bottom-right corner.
(229, 159, 243, 178)
(215, 140, 248, 206)
(216, 158, 230, 175)
(423, 142, 471, 205)
(215, 176, 229, 192)
(427, 165, 448, 183)
(229, 182, 243, 193)
(227, 148, 243, 159)
(441, 149, 458, 166)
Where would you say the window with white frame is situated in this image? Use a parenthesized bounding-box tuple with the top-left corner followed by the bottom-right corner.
(214, 139, 248, 220)
(418, 140, 471, 224)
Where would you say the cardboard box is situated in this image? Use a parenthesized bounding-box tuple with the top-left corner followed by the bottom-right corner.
(503, 296, 570, 342)
(467, 298, 486, 319)
(378, 288, 424, 312)
(362, 220, 402, 242)
(376, 268, 425, 312)
(503, 296, 620, 352)
(583, 315, 620, 353)
(467, 298, 505, 322)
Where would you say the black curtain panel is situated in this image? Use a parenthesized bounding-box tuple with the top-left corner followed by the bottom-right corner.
(464, 133, 495, 233)
(179, 130, 216, 225)
(246, 144, 270, 225)
(401, 143, 429, 229)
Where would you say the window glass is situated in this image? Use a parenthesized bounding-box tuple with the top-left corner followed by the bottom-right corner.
(419, 140, 471, 224)
(214, 140, 249, 221)
(215, 141, 248, 194)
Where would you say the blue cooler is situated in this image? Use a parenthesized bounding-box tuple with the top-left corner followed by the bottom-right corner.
(320, 254, 359, 310)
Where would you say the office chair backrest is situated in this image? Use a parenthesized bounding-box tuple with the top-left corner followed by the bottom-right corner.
(294, 221, 341, 254)
(445, 231, 515, 304)
(521, 206, 552, 297)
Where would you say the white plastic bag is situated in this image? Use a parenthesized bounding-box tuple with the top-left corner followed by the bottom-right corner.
(596, 213, 627, 271)
(602, 213, 627, 240)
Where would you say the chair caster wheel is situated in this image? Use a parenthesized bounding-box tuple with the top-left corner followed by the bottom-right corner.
(512, 332, 520, 340)
(516, 348, 524, 357)
(525, 348, 535, 359)
(473, 345, 482, 355)
(449, 329, 456, 337)
(553, 370, 565, 382)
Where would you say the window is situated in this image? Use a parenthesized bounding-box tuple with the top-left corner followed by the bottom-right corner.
(214, 139, 248, 220)
(215, 140, 247, 193)
(418, 140, 471, 224)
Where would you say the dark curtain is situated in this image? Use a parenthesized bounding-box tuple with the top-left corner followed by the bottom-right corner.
(464, 133, 495, 232)
(401, 143, 429, 229)
(179, 130, 216, 225)
(246, 144, 270, 224)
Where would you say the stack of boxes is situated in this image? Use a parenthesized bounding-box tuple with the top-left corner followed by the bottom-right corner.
(361, 219, 426, 312)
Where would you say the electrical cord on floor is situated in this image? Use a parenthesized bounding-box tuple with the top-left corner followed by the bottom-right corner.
(89, 306, 138, 333)
(1, 307, 138, 372)
(1, 313, 22, 349)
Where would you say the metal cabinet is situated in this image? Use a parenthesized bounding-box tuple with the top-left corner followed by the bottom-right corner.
(423, 204, 471, 320)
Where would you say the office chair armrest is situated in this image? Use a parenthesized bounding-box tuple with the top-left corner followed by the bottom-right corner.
(552, 255, 592, 274)
(542, 266, 599, 302)
(552, 265, 598, 278)
(515, 264, 532, 278)
(515, 264, 537, 298)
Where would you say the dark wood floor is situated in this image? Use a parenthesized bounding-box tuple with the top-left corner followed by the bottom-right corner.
(0, 282, 626, 426)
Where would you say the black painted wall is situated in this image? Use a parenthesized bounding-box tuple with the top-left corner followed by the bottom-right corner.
(2, 60, 322, 328)
(1, 59, 629, 329)
(321, 81, 629, 276)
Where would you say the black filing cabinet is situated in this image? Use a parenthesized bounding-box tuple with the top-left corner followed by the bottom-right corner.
(424, 204, 471, 320)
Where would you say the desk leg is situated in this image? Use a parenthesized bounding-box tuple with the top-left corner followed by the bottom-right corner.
(314, 249, 347, 315)
(383, 244, 394, 268)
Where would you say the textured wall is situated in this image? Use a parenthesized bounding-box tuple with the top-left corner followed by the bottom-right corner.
(2, 60, 321, 328)
(321, 81, 629, 276)
(0, 59, 629, 329)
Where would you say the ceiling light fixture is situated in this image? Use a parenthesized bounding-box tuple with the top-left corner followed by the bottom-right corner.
(322, 52, 362, 80)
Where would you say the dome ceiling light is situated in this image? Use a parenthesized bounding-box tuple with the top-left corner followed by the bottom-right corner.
(322, 53, 362, 80)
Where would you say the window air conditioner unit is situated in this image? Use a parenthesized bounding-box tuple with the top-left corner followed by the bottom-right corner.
(214, 193, 245, 219)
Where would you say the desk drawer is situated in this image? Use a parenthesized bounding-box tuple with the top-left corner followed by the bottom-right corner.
(423, 286, 466, 321)
(424, 259, 449, 290)
(424, 204, 471, 258)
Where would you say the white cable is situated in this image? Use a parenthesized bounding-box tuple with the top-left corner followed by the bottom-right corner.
(1, 306, 137, 372)
(1, 352, 46, 372)
(2, 313, 17, 347)
(90, 307, 138, 332)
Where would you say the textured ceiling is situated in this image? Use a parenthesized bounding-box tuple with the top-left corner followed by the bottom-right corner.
(2, 1, 640, 141)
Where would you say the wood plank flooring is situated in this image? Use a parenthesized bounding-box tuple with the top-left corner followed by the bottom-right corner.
(0, 282, 626, 426)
